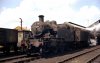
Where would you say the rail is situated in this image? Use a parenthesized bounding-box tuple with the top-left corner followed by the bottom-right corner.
(0, 54, 41, 63)
(58, 46, 100, 63)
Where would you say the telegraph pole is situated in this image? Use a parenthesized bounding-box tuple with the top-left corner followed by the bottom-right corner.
(19, 18, 23, 31)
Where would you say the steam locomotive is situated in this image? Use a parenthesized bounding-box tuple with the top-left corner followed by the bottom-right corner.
(26, 15, 92, 56)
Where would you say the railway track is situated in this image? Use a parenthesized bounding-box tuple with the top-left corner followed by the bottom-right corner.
(1, 46, 100, 63)
(58, 46, 100, 63)
(88, 53, 100, 63)
(0, 54, 41, 63)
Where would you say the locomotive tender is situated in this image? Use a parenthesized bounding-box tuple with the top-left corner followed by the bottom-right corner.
(27, 15, 91, 55)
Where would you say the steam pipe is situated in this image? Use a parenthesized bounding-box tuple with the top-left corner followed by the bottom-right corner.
(19, 18, 23, 31)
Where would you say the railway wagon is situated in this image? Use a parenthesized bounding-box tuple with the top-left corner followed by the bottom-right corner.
(0, 28, 18, 53)
(18, 30, 32, 47)
(17, 30, 32, 52)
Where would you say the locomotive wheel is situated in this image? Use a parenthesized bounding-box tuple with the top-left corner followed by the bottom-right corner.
(13, 43, 18, 53)
(3, 46, 10, 54)
(2, 47, 6, 53)
(53, 47, 58, 54)
(40, 48, 46, 57)
(26, 49, 32, 56)
(2, 43, 10, 54)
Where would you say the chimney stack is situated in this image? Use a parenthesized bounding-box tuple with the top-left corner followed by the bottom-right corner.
(38, 15, 44, 22)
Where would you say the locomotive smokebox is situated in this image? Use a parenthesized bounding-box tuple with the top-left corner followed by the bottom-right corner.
(38, 15, 44, 22)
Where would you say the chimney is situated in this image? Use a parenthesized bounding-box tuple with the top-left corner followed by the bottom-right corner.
(38, 15, 44, 22)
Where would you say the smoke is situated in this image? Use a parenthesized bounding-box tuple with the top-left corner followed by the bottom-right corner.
(86, 23, 100, 33)
(86, 24, 100, 46)
(90, 39, 97, 46)
(95, 24, 100, 32)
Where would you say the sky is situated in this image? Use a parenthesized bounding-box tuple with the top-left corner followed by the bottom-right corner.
(0, 0, 100, 29)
